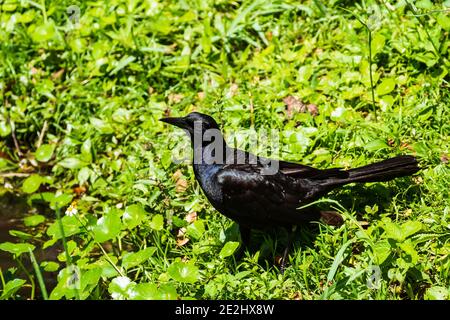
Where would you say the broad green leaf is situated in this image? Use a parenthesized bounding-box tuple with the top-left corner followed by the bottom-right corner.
(412, 142, 429, 158)
(47, 215, 81, 239)
(414, 51, 438, 67)
(50, 266, 83, 300)
(186, 220, 205, 240)
(50, 193, 73, 210)
(401, 221, 422, 239)
(35, 144, 55, 162)
(81, 139, 92, 163)
(149, 214, 164, 231)
(79, 268, 102, 297)
(30, 21, 56, 42)
(330, 107, 346, 120)
(0, 158, 13, 171)
(158, 284, 178, 300)
(399, 240, 419, 264)
(383, 221, 404, 242)
(383, 221, 422, 242)
(24, 215, 46, 227)
(22, 174, 42, 193)
(129, 283, 177, 300)
(437, 13, 450, 31)
(129, 283, 159, 300)
(167, 261, 200, 283)
(0, 242, 35, 256)
(122, 204, 146, 230)
(219, 241, 240, 258)
(425, 286, 449, 300)
(41, 261, 60, 272)
(415, 0, 433, 9)
(92, 210, 122, 243)
(121, 247, 156, 269)
(379, 95, 394, 111)
(108, 276, 135, 300)
(0, 121, 11, 137)
(0, 279, 26, 299)
(90, 117, 114, 134)
(112, 108, 132, 123)
(364, 139, 389, 152)
(2, 1, 17, 11)
(370, 33, 385, 57)
(92, 258, 120, 279)
(9, 230, 33, 240)
(78, 167, 91, 185)
(376, 78, 395, 96)
(58, 157, 86, 169)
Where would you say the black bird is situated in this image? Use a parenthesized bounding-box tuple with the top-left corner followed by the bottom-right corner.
(160, 112, 420, 269)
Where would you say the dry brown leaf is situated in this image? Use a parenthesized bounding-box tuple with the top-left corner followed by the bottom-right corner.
(177, 227, 186, 238)
(413, 176, 423, 184)
(73, 185, 87, 195)
(176, 178, 188, 193)
(283, 96, 306, 118)
(172, 170, 188, 193)
(197, 91, 205, 100)
(388, 138, 395, 147)
(172, 169, 183, 181)
(168, 93, 184, 104)
(51, 68, 65, 80)
(228, 83, 239, 97)
(291, 292, 303, 300)
(307, 103, 319, 116)
(185, 212, 197, 223)
(176, 238, 189, 247)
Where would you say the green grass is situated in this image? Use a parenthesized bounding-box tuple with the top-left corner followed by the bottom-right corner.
(0, 0, 449, 300)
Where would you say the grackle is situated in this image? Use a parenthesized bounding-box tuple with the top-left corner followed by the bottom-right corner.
(160, 112, 420, 270)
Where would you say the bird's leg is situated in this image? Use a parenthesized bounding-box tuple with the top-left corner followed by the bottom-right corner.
(280, 225, 297, 274)
(235, 225, 251, 260)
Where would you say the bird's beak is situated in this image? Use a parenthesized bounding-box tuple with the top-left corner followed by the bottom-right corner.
(159, 116, 188, 129)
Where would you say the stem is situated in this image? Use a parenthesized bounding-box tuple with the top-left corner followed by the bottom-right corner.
(368, 30, 376, 116)
(16, 257, 35, 300)
(338, 6, 377, 116)
(41, 0, 47, 23)
(55, 207, 80, 300)
(74, 215, 125, 277)
(405, 0, 441, 61)
(28, 249, 48, 300)
(313, 0, 327, 16)
(0, 267, 6, 289)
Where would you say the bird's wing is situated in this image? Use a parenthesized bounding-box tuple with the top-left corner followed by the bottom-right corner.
(217, 164, 286, 204)
(215, 163, 321, 227)
(254, 151, 347, 180)
(229, 148, 347, 180)
(277, 160, 348, 179)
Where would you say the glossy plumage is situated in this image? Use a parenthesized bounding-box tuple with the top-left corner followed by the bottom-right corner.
(160, 112, 420, 267)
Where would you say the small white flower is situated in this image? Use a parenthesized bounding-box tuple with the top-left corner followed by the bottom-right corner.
(20, 75, 28, 85)
(65, 202, 78, 216)
(4, 182, 13, 189)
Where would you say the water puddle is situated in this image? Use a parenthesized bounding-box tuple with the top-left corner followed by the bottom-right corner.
(0, 192, 60, 298)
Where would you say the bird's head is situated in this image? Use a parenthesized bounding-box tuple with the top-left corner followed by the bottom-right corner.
(160, 112, 221, 142)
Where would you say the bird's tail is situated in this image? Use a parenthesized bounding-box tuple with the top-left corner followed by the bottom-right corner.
(321, 155, 420, 188)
